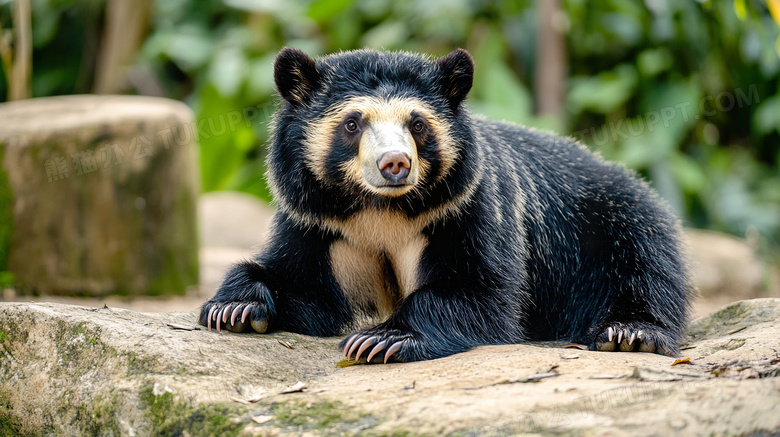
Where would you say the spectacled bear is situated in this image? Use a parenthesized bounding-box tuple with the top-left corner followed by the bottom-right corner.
(199, 47, 692, 363)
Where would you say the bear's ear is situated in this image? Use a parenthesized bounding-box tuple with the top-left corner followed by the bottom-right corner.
(274, 47, 321, 107)
(436, 48, 474, 112)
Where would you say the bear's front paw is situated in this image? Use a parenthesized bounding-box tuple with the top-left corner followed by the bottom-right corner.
(590, 321, 678, 356)
(199, 301, 271, 334)
(340, 328, 416, 364)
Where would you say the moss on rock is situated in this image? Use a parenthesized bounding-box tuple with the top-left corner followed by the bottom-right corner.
(0, 144, 13, 279)
(270, 399, 370, 430)
(141, 386, 246, 437)
(0, 390, 27, 437)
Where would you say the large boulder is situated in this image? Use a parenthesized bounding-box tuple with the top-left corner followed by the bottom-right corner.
(0, 299, 778, 436)
(198, 191, 275, 250)
(197, 191, 275, 294)
(685, 228, 765, 300)
(0, 95, 200, 296)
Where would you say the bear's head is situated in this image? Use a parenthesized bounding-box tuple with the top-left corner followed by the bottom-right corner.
(267, 48, 480, 222)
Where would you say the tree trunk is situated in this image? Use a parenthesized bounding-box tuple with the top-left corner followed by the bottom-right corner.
(0, 95, 200, 296)
(8, 0, 32, 101)
(534, 0, 567, 122)
(93, 0, 152, 94)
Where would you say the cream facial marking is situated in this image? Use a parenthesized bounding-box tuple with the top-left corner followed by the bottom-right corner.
(359, 121, 418, 192)
(303, 96, 459, 196)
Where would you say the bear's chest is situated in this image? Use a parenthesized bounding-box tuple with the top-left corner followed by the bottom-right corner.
(328, 210, 427, 319)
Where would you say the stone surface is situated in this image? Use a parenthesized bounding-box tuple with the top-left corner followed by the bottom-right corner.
(1, 299, 778, 436)
(198, 191, 275, 250)
(197, 191, 274, 296)
(685, 228, 765, 300)
(199, 245, 253, 295)
(0, 95, 200, 297)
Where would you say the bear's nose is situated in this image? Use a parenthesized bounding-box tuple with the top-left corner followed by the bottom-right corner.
(377, 151, 411, 184)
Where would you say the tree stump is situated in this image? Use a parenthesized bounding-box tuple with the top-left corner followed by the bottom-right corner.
(0, 95, 200, 296)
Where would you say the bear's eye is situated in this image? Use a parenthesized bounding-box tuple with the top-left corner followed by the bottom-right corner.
(412, 119, 425, 133)
(345, 119, 359, 133)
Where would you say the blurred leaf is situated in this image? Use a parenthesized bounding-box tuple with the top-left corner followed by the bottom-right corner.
(567, 65, 638, 114)
(469, 26, 533, 125)
(224, 0, 312, 34)
(742, 27, 764, 62)
(30, 0, 60, 47)
(637, 48, 673, 77)
(361, 21, 408, 49)
(282, 38, 324, 56)
(650, 159, 684, 216)
(246, 53, 277, 98)
(226, 158, 274, 202)
(601, 12, 643, 45)
(356, 0, 392, 19)
(209, 47, 248, 97)
(149, 25, 215, 72)
(734, 0, 747, 21)
(308, 0, 354, 23)
(601, 77, 701, 172)
(753, 95, 780, 134)
(712, 175, 780, 236)
(0, 271, 14, 288)
(406, 0, 472, 42)
(196, 84, 258, 192)
(770, 0, 780, 26)
(469, 63, 533, 124)
(328, 9, 362, 48)
(614, 127, 663, 169)
(669, 153, 708, 193)
(638, 77, 702, 151)
(224, 0, 290, 14)
(759, 16, 780, 74)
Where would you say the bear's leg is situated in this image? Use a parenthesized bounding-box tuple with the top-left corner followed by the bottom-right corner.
(198, 215, 353, 336)
(574, 189, 690, 356)
(199, 261, 276, 333)
(341, 286, 521, 363)
(579, 259, 688, 356)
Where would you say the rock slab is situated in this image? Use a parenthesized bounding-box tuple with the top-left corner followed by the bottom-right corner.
(1, 299, 779, 436)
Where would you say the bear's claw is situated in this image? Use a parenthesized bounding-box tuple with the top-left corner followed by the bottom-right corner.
(591, 321, 675, 355)
(341, 332, 411, 364)
(354, 336, 378, 361)
(366, 339, 388, 362)
(383, 340, 405, 363)
(200, 302, 268, 334)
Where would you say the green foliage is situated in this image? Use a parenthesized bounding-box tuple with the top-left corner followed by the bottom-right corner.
(565, 0, 780, 251)
(1, 0, 779, 253)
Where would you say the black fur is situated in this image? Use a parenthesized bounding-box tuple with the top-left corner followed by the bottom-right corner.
(274, 47, 321, 107)
(436, 48, 474, 112)
(200, 48, 691, 362)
